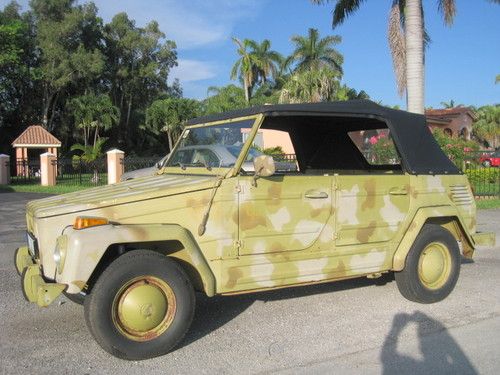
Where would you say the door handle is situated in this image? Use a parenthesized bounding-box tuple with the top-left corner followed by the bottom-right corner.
(304, 190, 329, 199)
(389, 187, 408, 195)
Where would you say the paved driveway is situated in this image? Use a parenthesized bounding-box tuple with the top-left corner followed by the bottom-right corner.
(0, 192, 499, 374)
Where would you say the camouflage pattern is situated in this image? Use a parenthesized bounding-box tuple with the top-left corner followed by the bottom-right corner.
(18, 115, 491, 305)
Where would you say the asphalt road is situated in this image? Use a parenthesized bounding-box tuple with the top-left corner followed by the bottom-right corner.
(0, 192, 499, 374)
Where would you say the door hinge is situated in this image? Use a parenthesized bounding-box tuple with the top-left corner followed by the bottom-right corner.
(231, 240, 243, 257)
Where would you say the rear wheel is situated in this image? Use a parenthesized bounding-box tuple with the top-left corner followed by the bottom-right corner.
(84, 250, 195, 360)
(395, 224, 460, 304)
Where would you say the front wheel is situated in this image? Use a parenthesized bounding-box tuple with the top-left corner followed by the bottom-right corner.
(84, 250, 195, 360)
(395, 224, 460, 304)
(482, 160, 492, 167)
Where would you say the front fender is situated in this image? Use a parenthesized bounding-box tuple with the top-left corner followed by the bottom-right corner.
(57, 224, 216, 295)
(392, 206, 475, 271)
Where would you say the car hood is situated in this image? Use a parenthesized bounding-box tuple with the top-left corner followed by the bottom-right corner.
(27, 174, 218, 219)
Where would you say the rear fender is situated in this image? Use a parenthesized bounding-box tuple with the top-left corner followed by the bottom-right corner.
(392, 206, 474, 271)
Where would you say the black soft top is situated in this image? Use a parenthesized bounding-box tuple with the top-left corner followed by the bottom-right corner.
(188, 100, 460, 175)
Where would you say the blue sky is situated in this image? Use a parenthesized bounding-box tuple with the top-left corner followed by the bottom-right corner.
(3, 0, 500, 108)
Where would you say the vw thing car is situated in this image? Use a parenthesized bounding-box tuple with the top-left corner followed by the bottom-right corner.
(15, 101, 495, 360)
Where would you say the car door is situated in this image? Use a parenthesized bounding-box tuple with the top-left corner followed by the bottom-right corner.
(237, 174, 333, 255)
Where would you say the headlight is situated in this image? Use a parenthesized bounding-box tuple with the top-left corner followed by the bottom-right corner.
(54, 236, 68, 274)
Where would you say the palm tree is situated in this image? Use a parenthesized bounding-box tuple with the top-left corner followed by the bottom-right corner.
(289, 28, 343, 74)
(440, 99, 463, 109)
(70, 93, 119, 148)
(247, 39, 283, 84)
(145, 98, 200, 151)
(70, 137, 108, 184)
(230, 38, 258, 103)
(279, 67, 340, 103)
(473, 105, 500, 148)
(312, 0, 500, 114)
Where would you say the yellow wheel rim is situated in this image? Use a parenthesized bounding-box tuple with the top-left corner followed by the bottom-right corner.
(112, 276, 176, 342)
(418, 242, 452, 290)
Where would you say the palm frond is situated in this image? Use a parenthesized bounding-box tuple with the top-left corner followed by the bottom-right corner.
(437, 0, 456, 26)
(388, 1, 406, 96)
(332, 0, 366, 27)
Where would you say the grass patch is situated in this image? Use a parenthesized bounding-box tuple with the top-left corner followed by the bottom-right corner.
(0, 184, 89, 194)
(475, 198, 500, 210)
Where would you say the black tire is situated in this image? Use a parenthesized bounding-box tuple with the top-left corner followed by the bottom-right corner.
(84, 250, 195, 360)
(482, 160, 491, 168)
(395, 224, 460, 304)
(64, 291, 85, 305)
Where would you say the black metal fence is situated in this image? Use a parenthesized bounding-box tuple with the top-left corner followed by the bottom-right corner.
(122, 157, 159, 172)
(54, 158, 107, 186)
(463, 151, 499, 199)
(11, 159, 41, 184)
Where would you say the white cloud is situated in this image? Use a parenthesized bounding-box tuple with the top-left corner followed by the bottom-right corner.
(96, 0, 264, 49)
(170, 59, 217, 82)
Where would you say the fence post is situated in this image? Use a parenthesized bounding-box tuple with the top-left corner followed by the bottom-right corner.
(0, 154, 10, 185)
(107, 149, 124, 184)
(40, 152, 56, 186)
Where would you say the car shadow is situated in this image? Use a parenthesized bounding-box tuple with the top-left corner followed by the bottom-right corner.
(380, 311, 477, 374)
(178, 272, 394, 349)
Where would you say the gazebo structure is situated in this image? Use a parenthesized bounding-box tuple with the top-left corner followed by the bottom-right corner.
(12, 125, 61, 177)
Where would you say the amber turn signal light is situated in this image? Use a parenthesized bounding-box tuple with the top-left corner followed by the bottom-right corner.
(73, 216, 109, 230)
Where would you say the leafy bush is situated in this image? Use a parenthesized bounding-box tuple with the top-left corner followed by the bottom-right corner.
(432, 129, 479, 168)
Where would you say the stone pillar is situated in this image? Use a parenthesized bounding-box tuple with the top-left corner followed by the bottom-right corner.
(40, 152, 56, 186)
(107, 149, 124, 184)
(0, 154, 10, 185)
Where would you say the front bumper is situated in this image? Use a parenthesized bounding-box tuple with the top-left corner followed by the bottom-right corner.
(472, 232, 496, 247)
(15, 246, 65, 307)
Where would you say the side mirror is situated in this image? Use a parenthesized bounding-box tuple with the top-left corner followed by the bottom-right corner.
(252, 155, 275, 186)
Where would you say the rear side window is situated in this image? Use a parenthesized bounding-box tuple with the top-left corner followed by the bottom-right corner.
(348, 129, 401, 166)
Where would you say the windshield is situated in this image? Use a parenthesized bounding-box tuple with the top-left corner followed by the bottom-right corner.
(166, 119, 256, 169)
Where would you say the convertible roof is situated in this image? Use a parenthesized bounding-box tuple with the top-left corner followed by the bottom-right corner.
(187, 100, 460, 175)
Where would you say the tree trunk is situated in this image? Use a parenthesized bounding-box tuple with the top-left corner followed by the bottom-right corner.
(244, 78, 250, 103)
(167, 130, 173, 152)
(405, 0, 425, 114)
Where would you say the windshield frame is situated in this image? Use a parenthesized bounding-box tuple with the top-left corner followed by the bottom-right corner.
(161, 114, 263, 177)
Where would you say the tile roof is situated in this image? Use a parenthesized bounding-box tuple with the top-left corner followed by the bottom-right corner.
(12, 125, 61, 147)
(425, 107, 477, 119)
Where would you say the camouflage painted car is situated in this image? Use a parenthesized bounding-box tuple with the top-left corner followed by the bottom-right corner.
(15, 101, 495, 360)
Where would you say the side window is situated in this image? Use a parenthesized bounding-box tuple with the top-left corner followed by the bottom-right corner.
(258, 129, 298, 172)
(348, 129, 401, 166)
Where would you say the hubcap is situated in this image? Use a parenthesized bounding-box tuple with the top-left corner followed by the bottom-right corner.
(418, 242, 451, 290)
(112, 276, 176, 341)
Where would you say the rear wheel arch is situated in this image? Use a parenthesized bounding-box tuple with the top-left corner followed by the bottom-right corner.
(393, 208, 473, 271)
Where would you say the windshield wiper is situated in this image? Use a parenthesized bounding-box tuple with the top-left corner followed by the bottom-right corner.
(171, 162, 186, 170)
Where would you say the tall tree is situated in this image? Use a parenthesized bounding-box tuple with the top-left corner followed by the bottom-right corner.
(145, 98, 200, 151)
(103, 13, 177, 148)
(247, 39, 283, 84)
(0, 1, 41, 153)
(69, 93, 119, 148)
(230, 37, 258, 103)
(312, 0, 500, 114)
(289, 28, 343, 74)
(31, 0, 105, 130)
(203, 85, 247, 115)
(279, 67, 340, 103)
